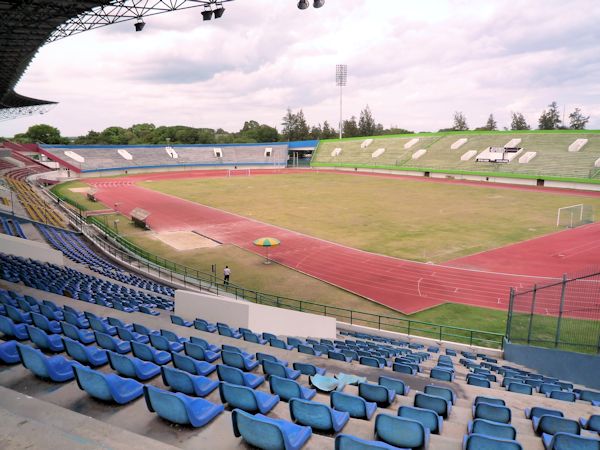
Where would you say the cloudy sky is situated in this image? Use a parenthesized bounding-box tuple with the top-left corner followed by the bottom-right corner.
(2, 0, 600, 137)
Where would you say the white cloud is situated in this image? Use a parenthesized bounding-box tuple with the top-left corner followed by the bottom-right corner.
(2, 0, 599, 137)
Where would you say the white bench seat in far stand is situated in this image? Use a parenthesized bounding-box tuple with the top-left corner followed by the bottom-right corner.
(412, 149, 427, 160)
(595, 157, 600, 168)
(451, 138, 468, 150)
(568, 138, 588, 152)
(64, 150, 85, 164)
(371, 148, 385, 158)
(404, 138, 419, 149)
(331, 148, 342, 157)
(504, 138, 521, 148)
(361, 139, 373, 149)
(519, 151, 537, 163)
(165, 146, 178, 159)
(117, 149, 133, 161)
(461, 150, 477, 161)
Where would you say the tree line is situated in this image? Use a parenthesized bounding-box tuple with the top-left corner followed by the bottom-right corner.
(3, 101, 591, 145)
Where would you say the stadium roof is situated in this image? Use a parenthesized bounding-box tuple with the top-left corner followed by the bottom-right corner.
(0, 1, 234, 119)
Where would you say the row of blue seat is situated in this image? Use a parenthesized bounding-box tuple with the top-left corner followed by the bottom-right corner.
(1, 216, 26, 239)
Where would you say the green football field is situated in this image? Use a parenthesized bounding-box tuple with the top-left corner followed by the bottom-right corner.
(141, 172, 600, 263)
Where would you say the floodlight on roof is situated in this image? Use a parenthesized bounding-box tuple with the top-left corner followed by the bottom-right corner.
(297, 0, 309, 9)
(202, 6, 214, 21)
(213, 3, 225, 18)
(313, 0, 325, 7)
(134, 18, 145, 32)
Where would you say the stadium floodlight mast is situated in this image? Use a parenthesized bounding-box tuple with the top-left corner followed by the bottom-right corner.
(336, 64, 348, 139)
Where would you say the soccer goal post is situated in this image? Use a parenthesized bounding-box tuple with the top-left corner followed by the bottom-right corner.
(556, 204, 594, 228)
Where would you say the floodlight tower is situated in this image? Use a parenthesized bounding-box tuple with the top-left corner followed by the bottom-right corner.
(336, 64, 347, 139)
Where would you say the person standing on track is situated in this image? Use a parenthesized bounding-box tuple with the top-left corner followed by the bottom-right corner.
(223, 266, 231, 285)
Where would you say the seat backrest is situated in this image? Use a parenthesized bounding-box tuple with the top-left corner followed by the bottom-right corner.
(549, 432, 600, 450)
(359, 383, 393, 403)
(430, 367, 453, 381)
(0, 315, 18, 335)
(538, 415, 580, 436)
(587, 415, 600, 432)
(468, 376, 491, 388)
(184, 342, 207, 360)
(189, 336, 209, 349)
(360, 356, 381, 368)
(474, 403, 512, 424)
(133, 323, 153, 336)
(162, 366, 194, 393)
(331, 391, 367, 418)
(270, 339, 287, 350)
(231, 409, 286, 449)
(26, 325, 51, 349)
(131, 341, 154, 361)
(172, 352, 199, 375)
(290, 398, 333, 431)
(424, 385, 454, 403)
(298, 344, 316, 355)
(398, 405, 441, 434)
(149, 333, 169, 351)
(62, 337, 87, 362)
(88, 316, 106, 332)
(143, 386, 189, 425)
(414, 392, 448, 417)
(108, 351, 136, 377)
(94, 331, 116, 350)
(256, 352, 276, 364)
(579, 390, 600, 403)
(464, 434, 522, 450)
(508, 382, 532, 394)
(293, 362, 318, 376)
(31, 312, 50, 331)
(73, 365, 112, 401)
(221, 351, 245, 370)
(393, 363, 414, 375)
(219, 382, 258, 412)
(375, 414, 427, 449)
(216, 364, 245, 386)
(470, 418, 517, 440)
(243, 332, 259, 344)
(270, 375, 300, 401)
(262, 359, 286, 378)
(475, 396, 505, 407)
(379, 376, 407, 396)
(161, 329, 180, 342)
(549, 390, 576, 402)
(17, 344, 49, 377)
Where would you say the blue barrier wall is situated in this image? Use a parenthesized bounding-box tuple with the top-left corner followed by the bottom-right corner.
(504, 339, 600, 390)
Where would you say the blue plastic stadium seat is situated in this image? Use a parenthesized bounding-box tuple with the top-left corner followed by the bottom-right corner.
(542, 432, 599, 450)
(468, 419, 517, 440)
(219, 381, 279, 414)
(329, 351, 353, 363)
(579, 415, 600, 433)
(61, 321, 95, 344)
(0, 315, 29, 339)
(270, 374, 316, 402)
(116, 327, 149, 344)
(39, 303, 64, 322)
(16, 343, 79, 382)
(525, 407, 564, 420)
(378, 376, 409, 397)
(547, 391, 577, 402)
(579, 390, 600, 404)
(393, 363, 417, 375)
(375, 414, 430, 449)
(400, 405, 443, 434)
(507, 382, 533, 395)
(335, 434, 399, 450)
(360, 356, 385, 369)
(430, 367, 455, 382)
(88, 316, 117, 336)
(221, 350, 259, 371)
(189, 336, 219, 353)
(26, 325, 64, 352)
(130, 341, 172, 365)
(161, 329, 188, 344)
(170, 315, 192, 327)
(222, 344, 254, 360)
(183, 341, 220, 363)
(256, 352, 288, 367)
(132, 323, 160, 337)
(473, 402, 512, 424)
(193, 319, 216, 333)
(216, 364, 264, 389)
(263, 359, 301, 380)
(474, 396, 504, 407)
(290, 398, 349, 433)
(63, 310, 89, 329)
(0, 340, 19, 364)
(149, 333, 183, 353)
(232, 408, 312, 450)
(297, 343, 322, 357)
(6, 304, 32, 324)
(94, 331, 131, 354)
(359, 383, 395, 408)
(107, 317, 132, 331)
(468, 375, 491, 388)
(270, 338, 294, 351)
(144, 385, 223, 427)
(463, 434, 523, 450)
(331, 391, 376, 420)
(243, 331, 267, 345)
(161, 366, 219, 397)
(424, 384, 454, 404)
(415, 392, 452, 419)
(107, 351, 160, 380)
(540, 383, 562, 395)
(532, 415, 580, 436)
(172, 352, 216, 377)
(293, 362, 326, 376)
(217, 324, 242, 339)
(62, 337, 108, 367)
(73, 364, 143, 404)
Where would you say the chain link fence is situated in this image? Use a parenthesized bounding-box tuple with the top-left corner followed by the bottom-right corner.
(506, 269, 600, 354)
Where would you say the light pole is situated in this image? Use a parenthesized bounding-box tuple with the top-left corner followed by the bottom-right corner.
(336, 64, 347, 139)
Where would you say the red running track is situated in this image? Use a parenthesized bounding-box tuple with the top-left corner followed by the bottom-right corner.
(88, 170, 600, 316)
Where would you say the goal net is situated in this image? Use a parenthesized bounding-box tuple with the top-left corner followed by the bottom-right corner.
(556, 204, 594, 228)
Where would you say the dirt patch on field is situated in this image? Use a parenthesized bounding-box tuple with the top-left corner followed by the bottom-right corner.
(69, 187, 91, 193)
(152, 231, 220, 251)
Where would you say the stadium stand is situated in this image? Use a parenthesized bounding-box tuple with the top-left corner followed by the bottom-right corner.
(39, 143, 289, 173)
(314, 132, 600, 180)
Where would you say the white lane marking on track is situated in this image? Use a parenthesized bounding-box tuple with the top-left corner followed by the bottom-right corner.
(417, 278, 423, 297)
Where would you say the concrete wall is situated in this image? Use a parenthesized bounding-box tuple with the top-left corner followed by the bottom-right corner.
(544, 180, 600, 192)
(504, 340, 600, 390)
(0, 233, 64, 266)
(175, 290, 337, 339)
